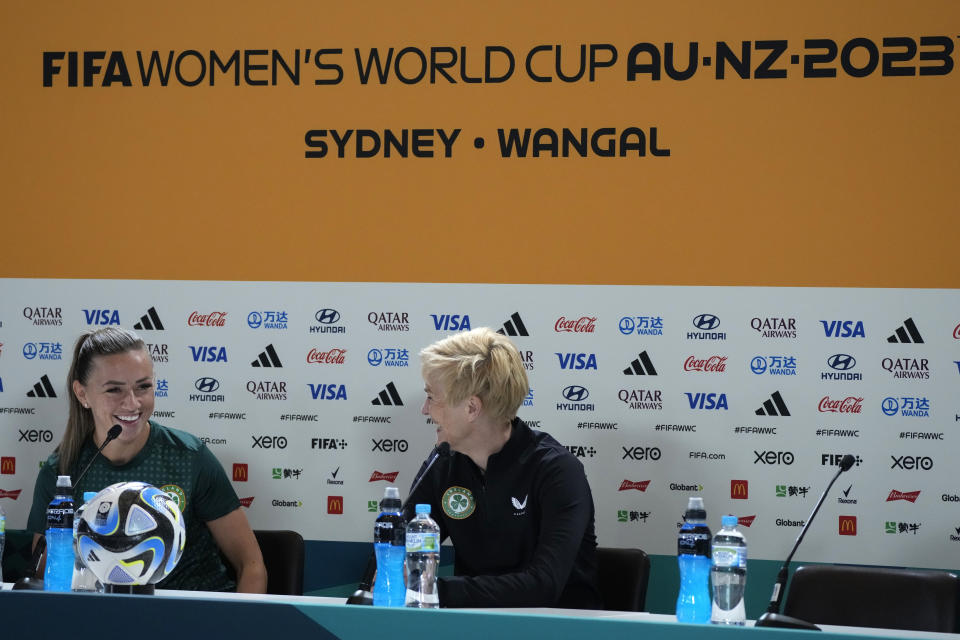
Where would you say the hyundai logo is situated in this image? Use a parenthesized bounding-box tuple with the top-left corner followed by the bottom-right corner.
(195, 377, 220, 393)
(22, 343, 38, 360)
(618, 317, 636, 335)
(562, 385, 590, 402)
(750, 356, 767, 375)
(828, 354, 856, 371)
(881, 397, 899, 416)
(247, 311, 263, 329)
(367, 349, 383, 366)
(693, 314, 720, 331)
(315, 309, 341, 324)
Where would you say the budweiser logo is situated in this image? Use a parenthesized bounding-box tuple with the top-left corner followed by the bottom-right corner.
(555, 316, 597, 333)
(618, 479, 651, 492)
(818, 396, 863, 414)
(238, 497, 255, 508)
(684, 356, 727, 372)
(188, 311, 227, 327)
(886, 490, 921, 503)
(307, 348, 347, 364)
(369, 471, 400, 483)
(737, 515, 756, 527)
(0, 489, 23, 499)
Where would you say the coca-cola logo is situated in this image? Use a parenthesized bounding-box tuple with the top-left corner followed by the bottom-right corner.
(954, 323, 960, 339)
(818, 396, 863, 414)
(684, 356, 727, 372)
(737, 515, 756, 527)
(307, 348, 347, 364)
(618, 480, 651, 492)
(886, 490, 921, 503)
(555, 316, 597, 333)
(369, 471, 400, 483)
(188, 311, 227, 327)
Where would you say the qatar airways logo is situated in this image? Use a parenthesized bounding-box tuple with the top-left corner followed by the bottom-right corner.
(307, 348, 347, 364)
(618, 480, 651, 492)
(555, 316, 596, 333)
(818, 396, 863, 414)
(887, 490, 921, 503)
(684, 356, 727, 373)
(188, 311, 227, 327)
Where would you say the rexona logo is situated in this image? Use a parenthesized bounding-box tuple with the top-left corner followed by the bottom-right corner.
(497, 312, 529, 337)
(623, 351, 657, 375)
(881, 358, 929, 380)
(618, 389, 663, 410)
(368, 312, 410, 332)
(887, 490, 921, 503)
(556, 352, 597, 370)
(754, 450, 794, 465)
(371, 438, 408, 452)
(886, 318, 924, 344)
(232, 463, 248, 481)
(822, 354, 862, 381)
(838, 515, 857, 535)
(23, 306, 63, 326)
(685, 392, 728, 410)
(750, 317, 797, 338)
(891, 455, 934, 471)
(82, 309, 120, 325)
(431, 314, 471, 331)
(818, 396, 863, 414)
(307, 348, 346, 364)
(687, 314, 726, 340)
(684, 356, 727, 373)
(247, 311, 288, 329)
(308, 383, 348, 400)
(557, 385, 594, 411)
(755, 391, 790, 417)
(731, 480, 748, 499)
(251, 435, 287, 449)
(367, 348, 410, 367)
(246, 380, 287, 400)
(187, 311, 227, 327)
(189, 345, 227, 363)
(838, 484, 858, 505)
(618, 316, 662, 336)
(133, 306, 164, 330)
(310, 308, 346, 334)
(556, 316, 596, 333)
(750, 356, 797, 376)
(882, 397, 930, 418)
(621, 446, 661, 461)
(820, 320, 865, 338)
(618, 480, 650, 491)
(369, 471, 400, 483)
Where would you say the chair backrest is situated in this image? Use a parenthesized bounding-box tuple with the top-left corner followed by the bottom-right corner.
(783, 564, 960, 633)
(595, 546, 650, 611)
(254, 529, 305, 595)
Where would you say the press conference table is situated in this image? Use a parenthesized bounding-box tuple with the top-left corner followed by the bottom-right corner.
(0, 586, 954, 640)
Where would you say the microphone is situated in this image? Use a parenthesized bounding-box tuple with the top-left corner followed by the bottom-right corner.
(345, 442, 451, 605)
(754, 453, 856, 630)
(12, 424, 122, 591)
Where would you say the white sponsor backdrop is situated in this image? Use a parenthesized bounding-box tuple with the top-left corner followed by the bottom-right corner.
(1, 279, 958, 568)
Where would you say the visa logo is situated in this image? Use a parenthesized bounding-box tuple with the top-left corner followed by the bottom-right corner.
(556, 353, 598, 370)
(83, 309, 120, 325)
(685, 392, 729, 410)
(189, 345, 228, 362)
(308, 383, 348, 400)
(820, 320, 865, 338)
(431, 314, 471, 331)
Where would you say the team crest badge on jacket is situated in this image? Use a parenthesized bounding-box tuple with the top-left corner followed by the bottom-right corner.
(442, 486, 475, 519)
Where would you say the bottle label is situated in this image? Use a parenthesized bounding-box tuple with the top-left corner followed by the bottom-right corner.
(406, 532, 439, 553)
(712, 544, 747, 568)
(0, 514, 5, 534)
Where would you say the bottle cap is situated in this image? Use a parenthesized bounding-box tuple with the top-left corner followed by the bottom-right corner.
(56, 475, 72, 490)
(83, 491, 98, 503)
(684, 496, 706, 520)
(721, 514, 738, 528)
(380, 486, 402, 511)
(415, 503, 431, 514)
(384, 487, 400, 499)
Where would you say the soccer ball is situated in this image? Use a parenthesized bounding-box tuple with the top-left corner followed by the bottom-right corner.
(75, 481, 186, 586)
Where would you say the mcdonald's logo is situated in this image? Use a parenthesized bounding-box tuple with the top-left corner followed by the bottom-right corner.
(731, 479, 748, 499)
(327, 495, 344, 514)
(232, 463, 248, 482)
(0, 457, 14, 474)
(839, 515, 857, 536)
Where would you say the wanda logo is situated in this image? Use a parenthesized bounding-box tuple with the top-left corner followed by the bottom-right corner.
(188, 311, 227, 327)
(618, 480, 651, 492)
(369, 471, 400, 483)
(886, 490, 921, 503)
(818, 396, 863, 414)
(555, 316, 597, 333)
(307, 348, 347, 364)
(684, 356, 727, 372)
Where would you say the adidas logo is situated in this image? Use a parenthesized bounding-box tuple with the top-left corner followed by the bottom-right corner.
(623, 351, 657, 375)
(86, 549, 100, 563)
(133, 307, 165, 331)
(887, 318, 924, 344)
(372, 382, 403, 406)
(497, 312, 529, 337)
(755, 391, 790, 416)
(27, 375, 57, 398)
(251, 344, 282, 367)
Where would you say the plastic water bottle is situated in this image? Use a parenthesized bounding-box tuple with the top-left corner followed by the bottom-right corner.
(72, 491, 102, 592)
(711, 514, 747, 625)
(44, 475, 75, 592)
(0, 503, 6, 582)
(405, 503, 440, 608)
(676, 496, 711, 623)
(373, 487, 406, 607)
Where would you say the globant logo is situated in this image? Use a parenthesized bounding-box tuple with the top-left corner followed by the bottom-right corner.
(750, 356, 797, 376)
(882, 397, 930, 418)
(310, 308, 346, 334)
(22, 342, 63, 361)
(368, 312, 410, 332)
(687, 314, 726, 340)
(555, 316, 597, 333)
(750, 317, 797, 338)
(247, 311, 289, 329)
(822, 354, 862, 381)
(618, 316, 662, 336)
(557, 385, 594, 411)
(881, 358, 929, 380)
(23, 306, 63, 326)
(367, 348, 410, 367)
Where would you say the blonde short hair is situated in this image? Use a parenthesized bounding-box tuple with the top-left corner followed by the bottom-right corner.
(420, 327, 528, 424)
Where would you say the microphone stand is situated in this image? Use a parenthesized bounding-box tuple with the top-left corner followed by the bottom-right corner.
(755, 454, 855, 630)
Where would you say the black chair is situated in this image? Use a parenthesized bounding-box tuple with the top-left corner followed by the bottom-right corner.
(595, 546, 650, 611)
(254, 529, 305, 595)
(783, 564, 960, 633)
